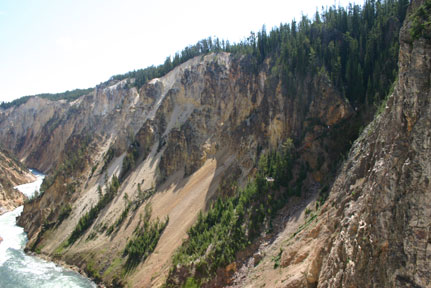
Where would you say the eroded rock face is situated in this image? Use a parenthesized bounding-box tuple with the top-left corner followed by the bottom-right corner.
(241, 1, 431, 287)
(0, 50, 354, 286)
(319, 8, 431, 286)
(0, 148, 35, 214)
(318, 2, 431, 286)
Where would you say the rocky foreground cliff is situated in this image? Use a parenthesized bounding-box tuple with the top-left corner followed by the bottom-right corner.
(226, 1, 431, 287)
(0, 0, 423, 287)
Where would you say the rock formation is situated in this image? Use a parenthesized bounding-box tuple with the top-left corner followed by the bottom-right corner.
(0, 148, 35, 214)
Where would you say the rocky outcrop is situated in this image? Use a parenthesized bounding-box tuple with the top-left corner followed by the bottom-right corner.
(316, 2, 431, 285)
(0, 148, 35, 214)
(228, 1, 431, 287)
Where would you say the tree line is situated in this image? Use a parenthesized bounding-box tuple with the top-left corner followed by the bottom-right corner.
(0, 88, 93, 110)
(113, 0, 407, 111)
(2, 1, 408, 114)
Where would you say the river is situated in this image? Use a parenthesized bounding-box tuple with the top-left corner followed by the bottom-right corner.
(0, 170, 96, 288)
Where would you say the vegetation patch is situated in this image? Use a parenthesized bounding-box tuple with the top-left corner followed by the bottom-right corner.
(167, 140, 297, 285)
(101, 146, 116, 173)
(134, 184, 156, 209)
(182, 277, 200, 288)
(106, 194, 131, 236)
(53, 241, 68, 258)
(273, 248, 283, 269)
(103, 257, 123, 278)
(292, 213, 318, 239)
(0, 88, 93, 110)
(86, 259, 102, 283)
(119, 141, 140, 182)
(410, 0, 431, 40)
(123, 204, 169, 271)
(56, 203, 72, 225)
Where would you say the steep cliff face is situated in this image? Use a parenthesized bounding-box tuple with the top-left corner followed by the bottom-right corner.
(0, 78, 150, 172)
(0, 97, 67, 172)
(0, 49, 355, 287)
(228, 1, 431, 287)
(0, 148, 35, 214)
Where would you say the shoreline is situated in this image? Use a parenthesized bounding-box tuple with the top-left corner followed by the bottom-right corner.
(15, 170, 103, 287)
(0, 196, 25, 216)
(27, 251, 106, 288)
(2, 169, 103, 287)
(0, 170, 36, 216)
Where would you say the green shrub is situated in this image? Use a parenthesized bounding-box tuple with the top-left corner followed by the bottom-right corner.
(183, 277, 199, 288)
(119, 143, 140, 182)
(101, 146, 115, 173)
(106, 199, 131, 236)
(273, 248, 283, 269)
(86, 260, 102, 283)
(57, 204, 72, 224)
(410, 0, 431, 40)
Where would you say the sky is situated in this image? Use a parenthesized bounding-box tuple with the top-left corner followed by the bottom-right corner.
(0, 0, 358, 103)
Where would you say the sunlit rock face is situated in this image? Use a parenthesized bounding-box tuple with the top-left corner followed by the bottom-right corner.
(0, 46, 356, 286)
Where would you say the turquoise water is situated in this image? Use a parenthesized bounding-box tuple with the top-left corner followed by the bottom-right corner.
(0, 170, 96, 288)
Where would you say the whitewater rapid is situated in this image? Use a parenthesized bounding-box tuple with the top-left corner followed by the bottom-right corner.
(0, 170, 96, 288)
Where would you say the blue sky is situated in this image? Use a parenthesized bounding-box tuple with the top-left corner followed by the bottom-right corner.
(0, 0, 357, 102)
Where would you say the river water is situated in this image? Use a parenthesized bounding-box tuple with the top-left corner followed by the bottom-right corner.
(0, 170, 96, 288)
